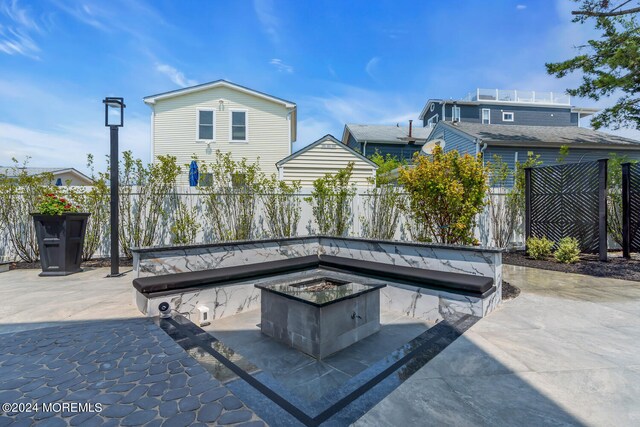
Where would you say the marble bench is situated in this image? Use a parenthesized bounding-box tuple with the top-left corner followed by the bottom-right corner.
(132, 254, 494, 298)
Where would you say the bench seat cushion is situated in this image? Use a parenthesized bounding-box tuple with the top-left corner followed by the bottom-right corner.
(317, 255, 494, 295)
(133, 254, 494, 297)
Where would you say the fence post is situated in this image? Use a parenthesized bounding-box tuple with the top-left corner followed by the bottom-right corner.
(524, 167, 532, 248)
(598, 159, 608, 262)
(622, 163, 631, 259)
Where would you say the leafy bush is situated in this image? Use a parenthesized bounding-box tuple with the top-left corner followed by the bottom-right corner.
(554, 237, 581, 264)
(0, 158, 55, 262)
(261, 174, 301, 238)
(306, 163, 356, 236)
(119, 152, 181, 257)
(526, 236, 554, 259)
(198, 151, 263, 241)
(399, 146, 488, 245)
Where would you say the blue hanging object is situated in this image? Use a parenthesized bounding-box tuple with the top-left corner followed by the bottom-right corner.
(189, 160, 199, 187)
(55, 178, 62, 186)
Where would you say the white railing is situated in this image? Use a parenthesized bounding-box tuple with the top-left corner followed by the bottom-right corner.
(463, 88, 571, 105)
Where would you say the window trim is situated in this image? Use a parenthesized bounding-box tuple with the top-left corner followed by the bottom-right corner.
(481, 108, 491, 124)
(229, 109, 249, 143)
(452, 106, 461, 122)
(196, 108, 216, 142)
(427, 114, 439, 127)
(502, 111, 514, 122)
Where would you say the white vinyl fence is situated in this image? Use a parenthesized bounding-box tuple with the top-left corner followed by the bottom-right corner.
(0, 186, 521, 262)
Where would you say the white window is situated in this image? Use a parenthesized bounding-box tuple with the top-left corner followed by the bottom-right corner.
(230, 110, 247, 142)
(427, 114, 439, 127)
(197, 109, 215, 141)
(481, 108, 491, 124)
(502, 112, 514, 122)
(452, 106, 461, 122)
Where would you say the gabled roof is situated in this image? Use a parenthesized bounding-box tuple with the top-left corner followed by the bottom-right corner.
(143, 79, 296, 108)
(277, 134, 378, 168)
(0, 167, 94, 183)
(342, 124, 431, 144)
(438, 122, 640, 148)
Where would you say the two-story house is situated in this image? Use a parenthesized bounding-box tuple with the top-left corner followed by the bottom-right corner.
(419, 88, 640, 184)
(144, 80, 297, 185)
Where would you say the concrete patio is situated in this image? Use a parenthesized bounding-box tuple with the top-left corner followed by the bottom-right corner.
(1, 264, 639, 426)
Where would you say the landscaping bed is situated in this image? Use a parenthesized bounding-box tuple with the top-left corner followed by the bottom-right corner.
(504, 251, 640, 282)
(9, 257, 133, 270)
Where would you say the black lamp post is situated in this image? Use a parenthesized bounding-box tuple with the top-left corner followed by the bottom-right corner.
(103, 97, 125, 277)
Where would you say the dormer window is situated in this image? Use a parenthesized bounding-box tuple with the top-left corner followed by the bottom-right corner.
(502, 112, 514, 122)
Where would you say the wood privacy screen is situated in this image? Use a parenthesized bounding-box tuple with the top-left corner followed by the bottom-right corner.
(622, 162, 640, 257)
(525, 159, 608, 261)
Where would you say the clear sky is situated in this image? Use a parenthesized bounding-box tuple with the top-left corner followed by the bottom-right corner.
(1, 0, 637, 173)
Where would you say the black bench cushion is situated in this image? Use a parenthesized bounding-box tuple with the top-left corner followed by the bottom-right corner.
(317, 255, 494, 295)
(133, 255, 319, 294)
(133, 254, 494, 297)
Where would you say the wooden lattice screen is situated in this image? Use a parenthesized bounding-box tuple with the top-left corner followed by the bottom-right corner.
(525, 159, 607, 261)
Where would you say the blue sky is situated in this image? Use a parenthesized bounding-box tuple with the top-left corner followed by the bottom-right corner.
(1, 0, 637, 173)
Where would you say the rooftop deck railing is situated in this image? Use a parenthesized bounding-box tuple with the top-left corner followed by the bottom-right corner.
(462, 89, 571, 106)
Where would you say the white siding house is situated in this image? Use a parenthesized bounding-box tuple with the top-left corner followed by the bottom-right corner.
(276, 135, 378, 187)
(144, 80, 297, 184)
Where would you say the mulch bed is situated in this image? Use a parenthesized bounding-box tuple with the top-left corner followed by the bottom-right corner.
(501, 280, 520, 300)
(9, 257, 133, 270)
(503, 250, 640, 282)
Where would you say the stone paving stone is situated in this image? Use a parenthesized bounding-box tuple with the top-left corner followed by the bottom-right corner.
(221, 395, 244, 410)
(162, 411, 196, 427)
(200, 387, 228, 403)
(121, 409, 158, 426)
(217, 409, 254, 425)
(178, 395, 200, 412)
(0, 318, 263, 426)
(197, 402, 224, 423)
(159, 400, 179, 418)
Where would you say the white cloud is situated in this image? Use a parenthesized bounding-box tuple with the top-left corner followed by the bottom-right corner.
(253, 0, 280, 44)
(365, 57, 380, 79)
(269, 58, 293, 73)
(516, 5, 527, 10)
(0, 0, 41, 58)
(155, 63, 197, 88)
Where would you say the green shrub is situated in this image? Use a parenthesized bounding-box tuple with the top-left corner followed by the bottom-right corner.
(305, 163, 356, 236)
(526, 236, 554, 259)
(554, 237, 581, 264)
(399, 146, 488, 245)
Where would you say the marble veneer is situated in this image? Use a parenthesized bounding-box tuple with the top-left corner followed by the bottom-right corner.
(131, 236, 502, 323)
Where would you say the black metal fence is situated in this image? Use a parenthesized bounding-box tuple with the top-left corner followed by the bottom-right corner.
(525, 159, 607, 261)
(622, 162, 640, 257)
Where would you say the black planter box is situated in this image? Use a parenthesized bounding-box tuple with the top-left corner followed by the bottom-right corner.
(32, 213, 90, 276)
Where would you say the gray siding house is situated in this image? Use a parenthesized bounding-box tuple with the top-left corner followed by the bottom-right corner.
(341, 122, 431, 162)
(419, 88, 640, 185)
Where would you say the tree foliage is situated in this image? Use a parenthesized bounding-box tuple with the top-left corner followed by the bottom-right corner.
(399, 146, 488, 245)
(546, 1, 640, 130)
(306, 163, 356, 236)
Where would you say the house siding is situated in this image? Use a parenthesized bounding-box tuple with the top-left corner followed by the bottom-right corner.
(280, 138, 376, 187)
(485, 146, 640, 186)
(363, 143, 422, 161)
(151, 86, 291, 185)
(429, 123, 477, 155)
(423, 103, 575, 127)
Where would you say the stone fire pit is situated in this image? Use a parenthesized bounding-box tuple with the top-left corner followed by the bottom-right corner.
(256, 277, 386, 359)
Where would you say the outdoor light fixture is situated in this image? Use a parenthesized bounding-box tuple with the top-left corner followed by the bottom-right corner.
(103, 97, 125, 127)
(103, 96, 126, 277)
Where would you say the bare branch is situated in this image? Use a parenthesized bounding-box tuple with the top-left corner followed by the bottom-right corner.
(572, 6, 640, 16)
